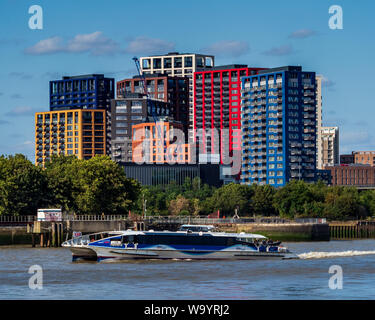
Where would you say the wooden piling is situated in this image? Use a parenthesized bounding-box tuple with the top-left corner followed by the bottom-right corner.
(57, 223, 61, 247)
(51, 223, 56, 247)
(47, 232, 50, 247)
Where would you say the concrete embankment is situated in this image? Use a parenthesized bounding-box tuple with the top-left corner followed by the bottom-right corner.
(5, 219, 375, 245)
(0, 227, 32, 245)
(216, 223, 330, 241)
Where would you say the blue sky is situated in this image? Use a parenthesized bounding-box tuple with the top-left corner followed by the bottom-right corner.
(0, 0, 374, 160)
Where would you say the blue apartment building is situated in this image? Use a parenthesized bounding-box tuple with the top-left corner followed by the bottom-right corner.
(240, 66, 317, 187)
(49, 74, 115, 111)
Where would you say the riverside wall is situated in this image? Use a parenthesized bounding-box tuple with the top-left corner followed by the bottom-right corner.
(2, 218, 375, 246)
(216, 223, 330, 241)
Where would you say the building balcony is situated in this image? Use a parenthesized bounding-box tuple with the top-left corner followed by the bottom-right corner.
(303, 84, 314, 89)
(303, 143, 315, 148)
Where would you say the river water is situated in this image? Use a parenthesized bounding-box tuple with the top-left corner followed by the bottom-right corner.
(0, 240, 374, 300)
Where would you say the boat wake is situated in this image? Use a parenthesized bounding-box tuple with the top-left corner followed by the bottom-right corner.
(298, 250, 375, 259)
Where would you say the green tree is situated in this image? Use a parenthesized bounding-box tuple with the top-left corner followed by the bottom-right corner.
(323, 186, 361, 220)
(273, 180, 324, 218)
(45, 155, 141, 215)
(204, 183, 254, 216)
(251, 184, 277, 216)
(359, 190, 375, 217)
(44, 155, 78, 212)
(73, 156, 140, 215)
(0, 154, 49, 216)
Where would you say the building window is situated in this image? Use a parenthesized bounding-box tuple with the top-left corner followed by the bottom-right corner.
(131, 106, 142, 113)
(153, 58, 162, 69)
(184, 56, 192, 68)
(164, 58, 172, 68)
(131, 116, 143, 120)
(116, 106, 127, 113)
(174, 57, 182, 68)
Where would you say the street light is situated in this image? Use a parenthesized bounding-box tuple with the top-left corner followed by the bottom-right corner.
(142, 193, 147, 219)
(144, 200, 147, 219)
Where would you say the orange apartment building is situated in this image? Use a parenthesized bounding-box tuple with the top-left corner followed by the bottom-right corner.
(35, 109, 106, 167)
(132, 121, 192, 164)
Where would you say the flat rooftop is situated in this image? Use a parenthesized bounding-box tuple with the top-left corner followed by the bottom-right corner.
(257, 66, 303, 74)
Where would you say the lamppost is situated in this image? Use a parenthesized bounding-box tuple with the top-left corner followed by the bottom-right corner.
(142, 193, 147, 219)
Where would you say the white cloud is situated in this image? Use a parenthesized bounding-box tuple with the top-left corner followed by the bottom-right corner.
(289, 29, 317, 39)
(201, 40, 249, 57)
(25, 36, 64, 55)
(25, 32, 120, 56)
(66, 31, 119, 55)
(263, 44, 294, 56)
(124, 36, 175, 55)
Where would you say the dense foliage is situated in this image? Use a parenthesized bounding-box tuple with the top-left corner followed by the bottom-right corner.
(136, 179, 375, 220)
(0, 154, 48, 216)
(1, 154, 375, 220)
(0, 154, 140, 216)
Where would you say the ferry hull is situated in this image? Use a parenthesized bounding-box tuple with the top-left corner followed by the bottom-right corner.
(69, 246, 97, 261)
(91, 246, 297, 261)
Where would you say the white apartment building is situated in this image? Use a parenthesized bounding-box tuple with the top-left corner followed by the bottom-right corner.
(319, 126, 339, 168)
(139, 52, 215, 140)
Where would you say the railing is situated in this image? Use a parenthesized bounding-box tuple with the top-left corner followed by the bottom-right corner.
(0, 215, 332, 225)
(142, 216, 294, 225)
(0, 215, 36, 223)
(64, 215, 129, 221)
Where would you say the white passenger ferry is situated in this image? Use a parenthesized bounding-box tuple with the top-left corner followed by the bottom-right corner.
(62, 225, 297, 261)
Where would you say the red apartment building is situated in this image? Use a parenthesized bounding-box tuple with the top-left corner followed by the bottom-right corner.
(193, 65, 266, 163)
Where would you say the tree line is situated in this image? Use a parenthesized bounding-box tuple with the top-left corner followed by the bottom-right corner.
(139, 179, 375, 220)
(1, 154, 375, 220)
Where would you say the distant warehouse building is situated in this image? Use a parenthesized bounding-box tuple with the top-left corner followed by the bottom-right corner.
(119, 162, 232, 187)
(324, 164, 375, 187)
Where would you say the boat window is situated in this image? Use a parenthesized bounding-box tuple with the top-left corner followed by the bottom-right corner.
(236, 237, 253, 243)
(138, 234, 233, 246)
(122, 235, 137, 243)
